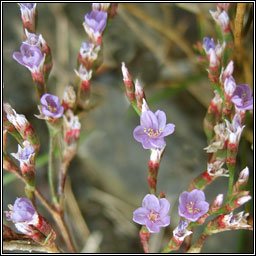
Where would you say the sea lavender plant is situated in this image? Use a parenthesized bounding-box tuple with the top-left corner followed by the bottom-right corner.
(3, 2, 253, 254)
(3, 3, 118, 253)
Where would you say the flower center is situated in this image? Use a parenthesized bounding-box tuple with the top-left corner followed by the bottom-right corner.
(144, 128, 162, 138)
(147, 210, 160, 223)
(186, 201, 200, 214)
(47, 102, 58, 113)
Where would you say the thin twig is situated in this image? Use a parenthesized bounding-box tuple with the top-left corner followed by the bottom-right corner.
(3, 240, 62, 253)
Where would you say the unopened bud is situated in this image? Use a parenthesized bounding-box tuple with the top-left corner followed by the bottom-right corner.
(236, 195, 251, 206)
(62, 85, 76, 111)
(222, 61, 234, 82)
(121, 62, 135, 103)
(135, 79, 145, 110)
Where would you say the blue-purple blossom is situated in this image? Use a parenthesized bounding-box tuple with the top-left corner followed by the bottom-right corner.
(203, 37, 216, 53)
(19, 3, 36, 10)
(133, 110, 175, 149)
(231, 84, 253, 111)
(84, 10, 107, 33)
(11, 143, 35, 165)
(133, 194, 170, 233)
(178, 189, 209, 222)
(40, 93, 64, 118)
(13, 43, 43, 70)
(6, 198, 36, 223)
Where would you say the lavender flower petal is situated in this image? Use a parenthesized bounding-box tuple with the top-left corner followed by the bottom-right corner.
(159, 198, 170, 217)
(132, 207, 149, 225)
(231, 84, 253, 111)
(13, 43, 43, 69)
(40, 93, 64, 118)
(140, 110, 158, 130)
(84, 10, 107, 33)
(142, 194, 160, 212)
(155, 110, 166, 129)
(11, 198, 36, 222)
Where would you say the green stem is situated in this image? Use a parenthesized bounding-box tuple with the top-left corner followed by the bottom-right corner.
(48, 127, 59, 206)
(227, 164, 235, 199)
(131, 102, 141, 116)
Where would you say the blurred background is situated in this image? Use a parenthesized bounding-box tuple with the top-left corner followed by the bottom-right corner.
(3, 3, 253, 253)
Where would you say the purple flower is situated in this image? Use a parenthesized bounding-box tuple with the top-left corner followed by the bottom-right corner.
(133, 194, 170, 233)
(40, 93, 64, 118)
(84, 10, 107, 34)
(19, 3, 36, 9)
(11, 142, 35, 166)
(178, 189, 209, 222)
(6, 198, 37, 223)
(13, 43, 43, 70)
(133, 110, 175, 149)
(203, 37, 216, 53)
(231, 84, 253, 111)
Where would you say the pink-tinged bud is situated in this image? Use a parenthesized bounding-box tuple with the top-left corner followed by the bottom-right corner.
(209, 90, 223, 118)
(238, 167, 249, 184)
(4, 103, 40, 152)
(63, 110, 81, 147)
(75, 65, 93, 106)
(210, 194, 224, 213)
(224, 76, 236, 97)
(221, 61, 234, 82)
(210, 10, 230, 34)
(209, 48, 218, 69)
(18, 3, 37, 33)
(62, 85, 76, 111)
(121, 62, 136, 103)
(215, 41, 226, 60)
(135, 79, 145, 110)
(236, 195, 251, 206)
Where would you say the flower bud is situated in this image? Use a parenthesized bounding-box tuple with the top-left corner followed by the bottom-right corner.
(4, 103, 40, 152)
(83, 10, 107, 45)
(135, 79, 145, 111)
(121, 62, 136, 103)
(5, 198, 56, 246)
(62, 85, 76, 111)
(210, 10, 230, 34)
(18, 3, 37, 33)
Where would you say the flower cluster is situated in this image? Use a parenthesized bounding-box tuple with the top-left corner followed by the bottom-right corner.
(5, 198, 56, 246)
